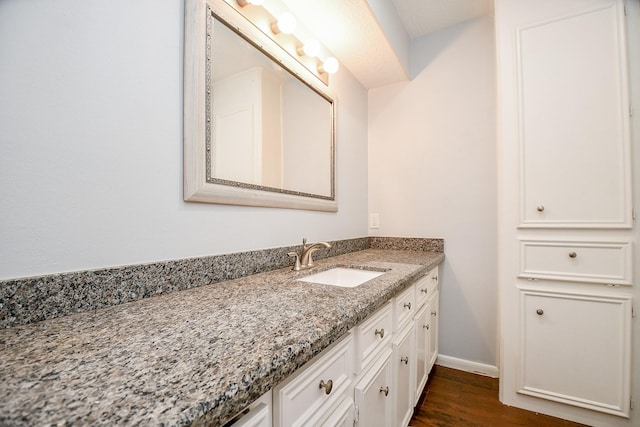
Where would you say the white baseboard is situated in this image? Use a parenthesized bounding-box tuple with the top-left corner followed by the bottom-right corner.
(436, 354, 499, 378)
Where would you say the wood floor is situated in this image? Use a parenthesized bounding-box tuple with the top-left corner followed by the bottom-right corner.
(409, 366, 590, 427)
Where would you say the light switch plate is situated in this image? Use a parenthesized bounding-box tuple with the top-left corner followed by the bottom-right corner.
(370, 213, 380, 229)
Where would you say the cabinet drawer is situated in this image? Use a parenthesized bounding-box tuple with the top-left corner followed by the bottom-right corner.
(355, 302, 392, 374)
(394, 284, 416, 332)
(415, 266, 439, 309)
(274, 334, 353, 427)
(518, 240, 631, 285)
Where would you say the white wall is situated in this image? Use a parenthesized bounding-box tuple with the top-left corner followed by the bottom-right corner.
(368, 17, 498, 368)
(0, 0, 369, 280)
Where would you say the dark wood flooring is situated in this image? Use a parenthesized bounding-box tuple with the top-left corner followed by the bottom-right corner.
(409, 366, 590, 427)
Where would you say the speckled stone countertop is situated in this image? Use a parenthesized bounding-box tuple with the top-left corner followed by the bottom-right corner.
(0, 249, 443, 427)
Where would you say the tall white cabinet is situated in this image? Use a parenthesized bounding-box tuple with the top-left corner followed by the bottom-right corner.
(496, 0, 637, 425)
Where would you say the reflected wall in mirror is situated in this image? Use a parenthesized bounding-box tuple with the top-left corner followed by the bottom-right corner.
(184, 0, 337, 211)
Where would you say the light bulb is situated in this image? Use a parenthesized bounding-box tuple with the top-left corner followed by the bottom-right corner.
(297, 39, 320, 57)
(272, 12, 297, 35)
(320, 57, 339, 74)
(236, 0, 264, 6)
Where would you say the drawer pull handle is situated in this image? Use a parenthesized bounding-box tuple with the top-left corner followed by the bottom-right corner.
(432, 275, 438, 281)
(403, 302, 412, 310)
(568, 251, 577, 258)
(421, 288, 428, 294)
(536, 309, 544, 315)
(536, 205, 545, 212)
(319, 379, 333, 395)
(424, 324, 430, 330)
(375, 328, 385, 339)
(400, 356, 409, 364)
(379, 386, 390, 396)
(431, 311, 437, 317)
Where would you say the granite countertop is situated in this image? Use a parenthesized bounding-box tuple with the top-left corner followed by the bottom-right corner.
(0, 249, 443, 426)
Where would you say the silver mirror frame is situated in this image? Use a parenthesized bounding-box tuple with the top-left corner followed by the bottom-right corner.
(183, 0, 337, 211)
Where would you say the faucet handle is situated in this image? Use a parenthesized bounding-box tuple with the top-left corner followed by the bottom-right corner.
(288, 252, 301, 271)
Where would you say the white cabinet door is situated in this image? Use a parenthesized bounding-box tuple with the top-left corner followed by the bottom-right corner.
(518, 290, 632, 417)
(413, 304, 430, 406)
(320, 396, 354, 427)
(516, 0, 631, 228)
(427, 290, 439, 372)
(354, 349, 393, 427)
(393, 323, 415, 427)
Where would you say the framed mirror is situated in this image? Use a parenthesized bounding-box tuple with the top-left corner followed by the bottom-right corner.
(184, 0, 337, 211)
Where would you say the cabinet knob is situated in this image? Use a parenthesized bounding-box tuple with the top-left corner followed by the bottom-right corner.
(421, 288, 428, 294)
(400, 356, 409, 365)
(568, 251, 577, 258)
(379, 386, 390, 397)
(432, 275, 438, 281)
(375, 328, 385, 339)
(424, 324, 430, 330)
(431, 311, 437, 317)
(319, 379, 333, 395)
(404, 302, 412, 310)
(536, 309, 544, 315)
(536, 205, 545, 212)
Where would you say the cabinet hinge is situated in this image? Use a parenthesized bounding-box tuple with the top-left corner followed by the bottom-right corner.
(631, 397, 634, 410)
(633, 208, 637, 221)
(632, 305, 637, 319)
(354, 405, 359, 423)
(630, 104, 634, 117)
(624, 4, 627, 16)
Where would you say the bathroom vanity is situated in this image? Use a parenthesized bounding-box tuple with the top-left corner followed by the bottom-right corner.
(0, 247, 443, 426)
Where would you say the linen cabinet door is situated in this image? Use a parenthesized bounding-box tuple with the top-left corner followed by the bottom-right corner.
(517, 0, 632, 228)
(518, 290, 632, 417)
(354, 349, 393, 427)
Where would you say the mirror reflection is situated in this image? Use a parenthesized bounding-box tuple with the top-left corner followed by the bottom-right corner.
(208, 14, 334, 199)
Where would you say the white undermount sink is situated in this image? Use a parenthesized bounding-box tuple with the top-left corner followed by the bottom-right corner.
(297, 267, 384, 288)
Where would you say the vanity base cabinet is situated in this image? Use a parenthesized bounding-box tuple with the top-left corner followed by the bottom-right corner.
(354, 348, 393, 427)
(414, 267, 439, 406)
(270, 263, 442, 427)
(518, 289, 632, 418)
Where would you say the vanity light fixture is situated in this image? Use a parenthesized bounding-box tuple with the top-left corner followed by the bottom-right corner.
(319, 57, 339, 74)
(226, 0, 339, 83)
(271, 12, 297, 34)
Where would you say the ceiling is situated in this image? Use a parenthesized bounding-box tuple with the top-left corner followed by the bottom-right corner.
(280, 0, 494, 89)
(390, 0, 494, 39)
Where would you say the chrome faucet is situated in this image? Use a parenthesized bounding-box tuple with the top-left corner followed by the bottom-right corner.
(288, 238, 332, 271)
